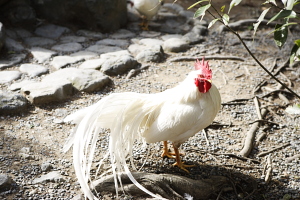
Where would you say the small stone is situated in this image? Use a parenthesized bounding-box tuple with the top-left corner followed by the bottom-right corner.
(0, 93, 29, 115)
(4, 37, 25, 51)
(78, 59, 104, 70)
(110, 29, 135, 39)
(0, 53, 26, 70)
(70, 51, 98, 60)
(136, 45, 164, 63)
(139, 38, 164, 47)
(35, 24, 70, 39)
(19, 64, 49, 77)
(50, 56, 84, 70)
(30, 47, 57, 63)
(86, 45, 122, 54)
(163, 38, 189, 52)
(76, 30, 104, 39)
(0, 71, 22, 83)
(0, 174, 13, 191)
(9, 80, 36, 91)
(60, 35, 86, 43)
(41, 162, 53, 172)
(96, 38, 129, 47)
(32, 171, 65, 184)
(51, 42, 83, 53)
(21, 81, 74, 104)
(24, 37, 56, 47)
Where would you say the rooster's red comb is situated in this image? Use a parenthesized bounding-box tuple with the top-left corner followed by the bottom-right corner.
(195, 57, 212, 79)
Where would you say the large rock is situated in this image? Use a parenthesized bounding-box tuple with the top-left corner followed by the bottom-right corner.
(21, 81, 74, 104)
(0, 0, 36, 27)
(32, 171, 65, 184)
(100, 50, 139, 76)
(21, 68, 111, 104)
(0, 174, 13, 191)
(0, 93, 29, 115)
(30, 0, 127, 32)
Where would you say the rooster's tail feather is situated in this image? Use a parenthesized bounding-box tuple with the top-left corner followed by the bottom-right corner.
(64, 92, 165, 199)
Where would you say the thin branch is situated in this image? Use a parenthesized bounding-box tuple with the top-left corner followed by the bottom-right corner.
(204, 3, 300, 99)
(257, 143, 291, 157)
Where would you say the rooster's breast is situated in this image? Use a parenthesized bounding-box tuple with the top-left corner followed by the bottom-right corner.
(142, 85, 220, 144)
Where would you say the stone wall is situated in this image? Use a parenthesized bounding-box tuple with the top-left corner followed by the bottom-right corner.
(0, 0, 127, 32)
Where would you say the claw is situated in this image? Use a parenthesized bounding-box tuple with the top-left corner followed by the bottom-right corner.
(172, 142, 195, 173)
(173, 161, 196, 173)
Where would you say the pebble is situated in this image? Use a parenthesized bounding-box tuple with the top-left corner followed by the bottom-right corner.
(34, 24, 70, 39)
(51, 42, 83, 52)
(163, 37, 189, 52)
(19, 64, 49, 77)
(50, 56, 84, 70)
(0, 174, 13, 191)
(86, 45, 123, 54)
(0, 71, 22, 83)
(23, 37, 56, 47)
(30, 47, 58, 63)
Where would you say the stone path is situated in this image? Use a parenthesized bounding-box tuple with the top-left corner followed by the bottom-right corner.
(0, 3, 208, 114)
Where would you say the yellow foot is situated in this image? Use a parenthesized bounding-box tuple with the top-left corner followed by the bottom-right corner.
(173, 162, 196, 173)
(161, 151, 184, 159)
(139, 19, 149, 31)
(161, 151, 176, 159)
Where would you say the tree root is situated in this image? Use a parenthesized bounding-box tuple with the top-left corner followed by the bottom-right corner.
(92, 172, 230, 199)
(239, 97, 268, 157)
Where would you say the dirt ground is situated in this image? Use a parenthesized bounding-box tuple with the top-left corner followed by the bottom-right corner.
(1, 1, 300, 199)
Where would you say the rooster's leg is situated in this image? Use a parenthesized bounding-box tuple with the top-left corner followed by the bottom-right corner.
(172, 143, 195, 173)
(139, 16, 149, 31)
(161, 141, 176, 159)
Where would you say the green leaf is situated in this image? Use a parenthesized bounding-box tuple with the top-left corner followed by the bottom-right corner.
(286, 0, 295, 10)
(290, 39, 300, 65)
(274, 24, 288, 48)
(222, 14, 230, 25)
(187, 0, 209, 10)
(208, 18, 219, 29)
(268, 10, 297, 24)
(228, 0, 242, 13)
(268, 22, 297, 34)
(193, 4, 211, 19)
(253, 8, 271, 37)
(221, 5, 225, 13)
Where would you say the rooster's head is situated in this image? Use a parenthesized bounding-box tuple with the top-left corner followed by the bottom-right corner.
(194, 57, 212, 93)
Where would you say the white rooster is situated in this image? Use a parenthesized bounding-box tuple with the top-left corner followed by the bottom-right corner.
(128, 0, 164, 30)
(63, 57, 221, 199)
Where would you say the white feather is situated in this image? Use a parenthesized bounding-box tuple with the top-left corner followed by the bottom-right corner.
(64, 69, 221, 199)
(133, 0, 162, 20)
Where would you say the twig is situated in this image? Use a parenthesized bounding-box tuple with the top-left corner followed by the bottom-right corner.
(218, 19, 277, 33)
(168, 55, 245, 62)
(202, 129, 210, 146)
(286, 154, 300, 163)
(254, 96, 262, 121)
(259, 89, 292, 99)
(126, 64, 150, 79)
(263, 155, 273, 184)
(278, 93, 290, 104)
(211, 153, 260, 164)
(222, 98, 253, 106)
(257, 143, 291, 157)
(248, 119, 279, 126)
(208, 122, 232, 128)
